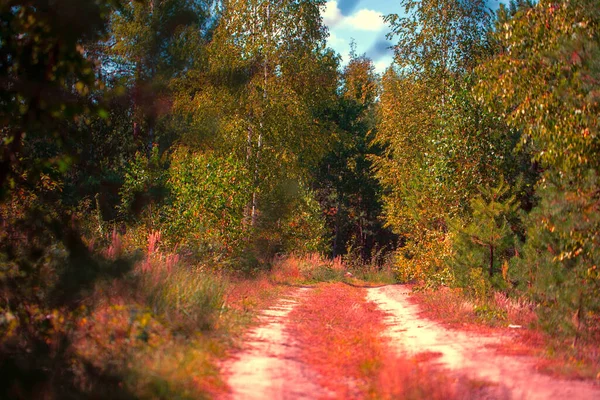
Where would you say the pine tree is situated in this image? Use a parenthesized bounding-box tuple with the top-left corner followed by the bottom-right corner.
(476, 0, 600, 342)
(450, 178, 517, 294)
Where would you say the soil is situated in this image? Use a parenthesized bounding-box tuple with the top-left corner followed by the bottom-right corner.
(222, 284, 600, 399)
(219, 287, 330, 400)
(366, 285, 600, 400)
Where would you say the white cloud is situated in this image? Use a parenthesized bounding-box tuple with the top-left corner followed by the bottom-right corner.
(322, 1, 343, 27)
(343, 9, 385, 32)
(322, 1, 385, 32)
(327, 32, 346, 47)
(373, 59, 392, 74)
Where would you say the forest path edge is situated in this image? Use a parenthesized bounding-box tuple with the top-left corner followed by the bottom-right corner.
(366, 285, 600, 400)
(219, 286, 330, 400)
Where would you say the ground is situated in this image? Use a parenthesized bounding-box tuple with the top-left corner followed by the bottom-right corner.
(220, 284, 600, 399)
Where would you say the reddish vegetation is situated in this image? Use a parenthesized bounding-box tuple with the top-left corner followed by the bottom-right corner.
(65, 252, 291, 398)
(287, 283, 465, 399)
(288, 283, 385, 398)
(225, 275, 287, 315)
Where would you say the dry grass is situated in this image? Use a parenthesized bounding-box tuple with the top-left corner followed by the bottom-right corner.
(64, 231, 294, 398)
(411, 287, 479, 328)
(271, 253, 397, 287)
(287, 283, 488, 399)
(271, 253, 345, 285)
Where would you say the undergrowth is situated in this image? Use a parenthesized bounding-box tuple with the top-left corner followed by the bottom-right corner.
(271, 253, 397, 286)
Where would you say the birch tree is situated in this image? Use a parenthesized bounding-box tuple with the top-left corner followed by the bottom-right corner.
(206, 0, 335, 226)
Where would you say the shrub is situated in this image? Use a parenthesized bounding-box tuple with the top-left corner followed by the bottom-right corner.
(393, 230, 453, 284)
(165, 147, 252, 262)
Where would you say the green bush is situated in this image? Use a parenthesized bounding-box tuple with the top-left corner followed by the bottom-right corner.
(165, 147, 252, 261)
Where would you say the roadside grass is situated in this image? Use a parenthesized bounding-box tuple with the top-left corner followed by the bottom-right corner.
(413, 286, 600, 381)
(412, 286, 538, 331)
(40, 245, 399, 398)
(65, 234, 292, 399)
(271, 253, 345, 284)
(287, 283, 489, 399)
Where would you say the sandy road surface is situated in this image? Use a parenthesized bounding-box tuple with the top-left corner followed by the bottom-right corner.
(220, 287, 329, 400)
(367, 285, 600, 400)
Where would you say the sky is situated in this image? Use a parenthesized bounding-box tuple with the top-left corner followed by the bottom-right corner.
(321, 0, 506, 74)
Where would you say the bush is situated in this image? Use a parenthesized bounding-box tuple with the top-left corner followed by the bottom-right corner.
(165, 147, 252, 262)
(254, 179, 328, 259)
(393, 230, 453, 284)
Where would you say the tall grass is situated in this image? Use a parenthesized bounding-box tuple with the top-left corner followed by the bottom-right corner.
(142, 266, 227, 333)
(136, 230, 227, 333)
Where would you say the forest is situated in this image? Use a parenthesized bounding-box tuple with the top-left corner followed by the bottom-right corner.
(0, 0, 599, 398)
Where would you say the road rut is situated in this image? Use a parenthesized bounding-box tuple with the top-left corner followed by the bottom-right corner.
(220, 287, 329, 400)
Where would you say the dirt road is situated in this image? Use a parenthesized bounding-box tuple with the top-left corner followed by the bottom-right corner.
(367, 285, 600, 400)
(222, 284, 599, 399)
(220, 287, 329, 400)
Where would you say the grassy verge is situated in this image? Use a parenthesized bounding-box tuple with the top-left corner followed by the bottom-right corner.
(0, 242, 401, 398)
(54, 248, 293, 399)
(68, 252, 398, 398)
(413, 287, 600, 381)
(287, 283, 489, 399)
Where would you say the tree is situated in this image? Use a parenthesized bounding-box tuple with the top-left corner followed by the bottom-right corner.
(105, 0, 213, 154)
(475, 0, 600, 340)
(314, 52, 394, 261)
(450, 178, 517, 294)
(0, 1, 141, 396)
(208, 0, 333, 227)
(374, 0, 521, 283)
(0, 0, 117, 199)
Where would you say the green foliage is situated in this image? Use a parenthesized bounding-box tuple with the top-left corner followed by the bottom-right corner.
(303, 264, 345, 283)
(0, 0, 116, 199)
(143, 264, 227, 333)
(393, 230, 453, 284)
(475, 0, 600, 342)
(518, 170, 600, 340)
(374, 0, 525, 287)
(106, 0, 212, 151)
(450, 178, 518, 293)
(474, 303, 508, 325)
(475, 0, 600, 176)
(165, 148, 252, 260)
(254, 179, 328, 259)
(314, 53, 394, 260)
(119, 146, 169, 223)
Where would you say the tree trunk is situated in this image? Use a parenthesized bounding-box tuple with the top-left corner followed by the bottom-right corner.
(250, 1, 270, 228)
(251, 132, 261, 227)
(573, 291, 584, 347)
(489, 244, 494, 277)
(332, 195, 342, 258)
